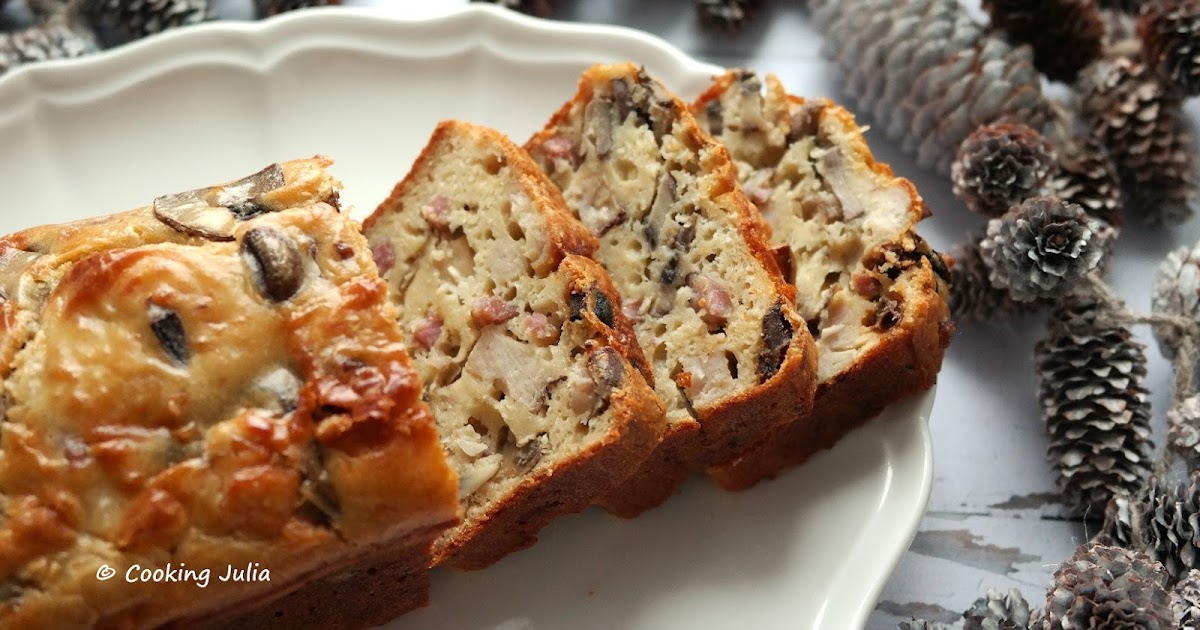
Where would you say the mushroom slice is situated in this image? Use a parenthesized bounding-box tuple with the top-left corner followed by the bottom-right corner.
(152, 163, 286, 241)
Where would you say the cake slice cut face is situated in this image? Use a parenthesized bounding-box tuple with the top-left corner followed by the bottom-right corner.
(694, 71, 953, 489)
(0, 158, 460, 630)
(526, 63, 818, 517)
(364, 121, 666, 568)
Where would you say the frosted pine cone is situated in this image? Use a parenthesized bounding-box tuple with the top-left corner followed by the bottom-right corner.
(1174, 569, 1200, 629)
(1036, 294, 1153, 516)
(979, 198, 1115, 302)
(1169, 395, 1200, 470)
(952, 123, 1058, 218)
(695, 0, 759, 30)
(948, 232, 1047, 325)
(74, 0, 214, 44)
(1103, 475, 1200, 583)
(473, 0, 554, 17)
(254, 0, 339, 17)
(1099, 492, 1141, 548)
(1151, 243, 1200, 359)
(811, 0, 1049, 175)
(1047, 135, 1123, 227)
(1042, 544, 1173, 629)
(963, 588, 1033, 630)
(1140, 475, 1200, 582)
(0, 18, 98, 78)
(1139, 0, 1200, 95)
(983, 0, 1105, 83)
(1078, 54, 1197, 224)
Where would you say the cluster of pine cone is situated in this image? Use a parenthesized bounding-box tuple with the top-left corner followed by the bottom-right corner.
(0, 0, 336, 78)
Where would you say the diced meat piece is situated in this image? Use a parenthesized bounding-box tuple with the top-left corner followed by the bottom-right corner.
(413, 312, 443, 350)
(526, 312, 559, 345)
(852, 272, 881, 299)
(688, 274, 733, 327)
(541, 136, 579, 167)
(371, 241, 396, 276)
(471, 297, 519, 327)
(421, 195, 452, 232)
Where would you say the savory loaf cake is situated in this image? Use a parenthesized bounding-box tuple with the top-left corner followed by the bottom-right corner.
(694, 71, 953, 489)
(0, 158, 460, 629)
(363, 121, 666, 569)
(526, 63, 818, 517)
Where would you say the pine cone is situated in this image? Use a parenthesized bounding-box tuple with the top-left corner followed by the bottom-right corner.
(1173, 569, 1200, 629)
(1169, 395, 1200, 470)
(898, 620, 949, 630)
(1048, 135, 1123, 227)
(695, 0, 759, 30)
(963, 588, 1033, 630)
(983, 0, 1105, 83)
(1099, 492, 1141, 548)
(0, 18, 98, 78)
(473, 0, 554, 17)
(1140, 477, 1200, 582)
(979, 197, 1115, 302)
(1102, 9, 1141, 46)
(254, 0, 339, 17)
(1077, 54, 1197, 224)
(949, 232, 1047, 325)
(1139, 0, 1200, 95)
(74, 0, 214, 44)
(811, 0, 1049, 175)
(1036, 293, 1153, 516)
(1152, 243, 1200, 360)
(1042, 544, 1173, 629)
(952, 123, 1058, 218)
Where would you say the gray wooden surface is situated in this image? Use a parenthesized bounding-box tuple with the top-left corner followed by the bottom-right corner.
(526, 2, 1190, 629)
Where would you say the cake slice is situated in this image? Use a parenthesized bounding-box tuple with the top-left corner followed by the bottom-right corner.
(693, 71, 953, 489)
(526, 63, 818, 517)
(363, 121, 666, 569)
(0, 158, 460, 630)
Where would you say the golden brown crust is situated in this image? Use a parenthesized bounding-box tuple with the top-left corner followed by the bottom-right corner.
(527, 63, 818, 517)
(0, 158, 459, 629)
(694, 72, 953, 490)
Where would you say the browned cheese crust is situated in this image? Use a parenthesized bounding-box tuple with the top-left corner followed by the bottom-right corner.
(365, 121, 667, 567)
(0, 158, 460, 630)
(693, 71, 953, 490)
(527, 63, 818, 517)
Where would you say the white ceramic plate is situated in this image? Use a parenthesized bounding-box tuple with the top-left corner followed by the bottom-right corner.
(0, 6, 934, 629)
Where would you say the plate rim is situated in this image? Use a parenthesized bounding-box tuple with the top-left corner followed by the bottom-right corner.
(0, 5, 726, 104)
(0, 6, 934, 628)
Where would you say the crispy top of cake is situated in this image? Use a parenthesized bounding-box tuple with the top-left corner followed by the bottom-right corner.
(0, 158, 459, 629)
